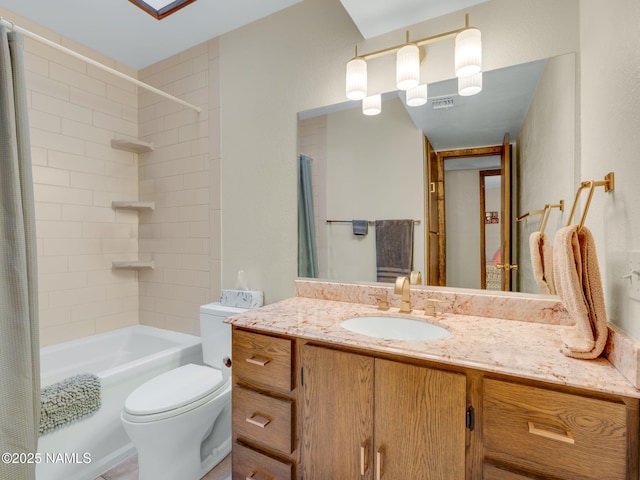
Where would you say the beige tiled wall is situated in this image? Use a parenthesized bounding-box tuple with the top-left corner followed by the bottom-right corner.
(137, 39, 220, 336)
(0, 8, 143, 346)
(1, 7, 221, 345)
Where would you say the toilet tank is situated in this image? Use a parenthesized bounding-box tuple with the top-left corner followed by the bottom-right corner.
(200, 303, 249, 371)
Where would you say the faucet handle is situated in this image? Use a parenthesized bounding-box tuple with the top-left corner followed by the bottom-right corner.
(375, 294, 390, 311)
(424, 299, 443, 317)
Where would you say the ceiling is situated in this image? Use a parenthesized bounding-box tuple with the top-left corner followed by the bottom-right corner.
(0, 0, 491, 69)
(0, 0, 529, 149)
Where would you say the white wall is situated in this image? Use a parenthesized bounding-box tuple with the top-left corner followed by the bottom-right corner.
(579, 0, 640, 339)
(517, 53, 577, 294)
(324, 98, 424, 283)
(446, 170, 481, 288)
(219, 0, 580, 302)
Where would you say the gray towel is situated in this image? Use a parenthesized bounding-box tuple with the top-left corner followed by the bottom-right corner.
(352, 220, 369, 236)
(39, 373, 101, 435)
(375, 219, 414, 282)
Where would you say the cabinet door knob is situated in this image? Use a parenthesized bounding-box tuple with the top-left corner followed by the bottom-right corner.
(245, 414, 271, 428)
(527, 421, 575, 444)
(246, 355, 270, 366)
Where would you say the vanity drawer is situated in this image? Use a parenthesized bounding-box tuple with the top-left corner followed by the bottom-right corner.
(232, 441, 293, 480)
(233, 385, 294, 454)
(483, 462, 545, 480)
(483, 378, 628, 480)
(233, 330, 293, 393)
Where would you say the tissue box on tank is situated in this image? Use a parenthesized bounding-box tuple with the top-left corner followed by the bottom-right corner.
(220, 289, 264, 309)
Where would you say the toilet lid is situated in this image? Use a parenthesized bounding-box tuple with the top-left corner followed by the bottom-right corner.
(124, 364, 224, 416)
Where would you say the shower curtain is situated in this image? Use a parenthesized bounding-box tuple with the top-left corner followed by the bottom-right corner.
(298, 154, 318, 278)
(0, 26, 40, 480)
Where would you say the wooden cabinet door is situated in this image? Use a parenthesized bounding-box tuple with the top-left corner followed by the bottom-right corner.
(374, 359, 467, 479)
(301, 345, 375, 480)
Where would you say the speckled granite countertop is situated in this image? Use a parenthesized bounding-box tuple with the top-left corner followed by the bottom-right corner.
(226, 281, 640, 399)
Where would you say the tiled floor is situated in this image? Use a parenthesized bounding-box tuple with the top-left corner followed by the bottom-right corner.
(94, 454, 231, 480)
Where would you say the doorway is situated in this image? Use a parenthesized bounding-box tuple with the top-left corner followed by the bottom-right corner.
(425, 136, 514, 290)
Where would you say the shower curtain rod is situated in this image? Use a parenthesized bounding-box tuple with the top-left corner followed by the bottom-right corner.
(0, 16, 202, 113)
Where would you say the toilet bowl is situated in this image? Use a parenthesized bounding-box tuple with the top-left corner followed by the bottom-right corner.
(121, 303, 249, 480)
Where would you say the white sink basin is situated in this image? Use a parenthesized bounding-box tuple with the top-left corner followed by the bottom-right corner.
(339, 316, 449, 341)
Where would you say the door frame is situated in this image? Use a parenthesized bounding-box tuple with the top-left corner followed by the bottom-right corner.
(426, 143, 512, 290)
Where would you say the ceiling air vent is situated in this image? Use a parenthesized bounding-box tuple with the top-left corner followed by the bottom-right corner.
(431, 96, 456, 110)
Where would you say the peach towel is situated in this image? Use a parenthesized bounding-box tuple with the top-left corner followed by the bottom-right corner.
(553, 225, 608, 359)
(529, 231, 556, 295)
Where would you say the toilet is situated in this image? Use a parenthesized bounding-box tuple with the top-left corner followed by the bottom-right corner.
(121, 303, 248, 480)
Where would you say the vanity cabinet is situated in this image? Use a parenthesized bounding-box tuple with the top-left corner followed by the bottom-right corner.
(230, 328, 639, 480)
(482, 378, 634, 480)
(231, 329, 296, 480)
(300, 344, 467, 479)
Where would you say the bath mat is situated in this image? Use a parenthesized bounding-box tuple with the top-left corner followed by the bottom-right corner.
(39, 373, 101, 435)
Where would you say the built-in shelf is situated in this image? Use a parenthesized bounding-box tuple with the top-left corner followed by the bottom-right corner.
(111, 200, 155, 210)
(112, 260, 155, 270)
(110, 138, 154, 153)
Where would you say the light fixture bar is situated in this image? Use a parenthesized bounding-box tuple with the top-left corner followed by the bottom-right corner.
(355, 14, 473, 61)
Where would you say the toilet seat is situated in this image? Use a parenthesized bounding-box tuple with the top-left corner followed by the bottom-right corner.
(123, 364, 227, 423)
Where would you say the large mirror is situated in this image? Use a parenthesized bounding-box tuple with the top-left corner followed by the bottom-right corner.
(298, 52, 576, 294)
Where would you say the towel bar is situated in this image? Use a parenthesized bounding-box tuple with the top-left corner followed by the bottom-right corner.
(566, 172, 614, 231)
(326, 219, 421, 225)
(516, 200, 564, 225)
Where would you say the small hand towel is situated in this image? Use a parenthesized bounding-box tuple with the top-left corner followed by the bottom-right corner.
(352, 220, 369, 236)
(529, 231, 556, 295)
(553, 225, 608, 359)
(375, 219, 414, 283)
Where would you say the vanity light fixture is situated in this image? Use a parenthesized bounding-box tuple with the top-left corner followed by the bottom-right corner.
(406, 84, 428, 107)
(345, 14, 482, 115)
(396, 38, 421, 91)
(362, 94, 382, 116)
(454, 26, 482, 77)
(129, 0, 197, 20)
(458, 71, 483, 96)
(346, 49, 367, 100)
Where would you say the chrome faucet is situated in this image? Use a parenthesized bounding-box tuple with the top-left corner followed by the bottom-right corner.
(394, 276, 412, 313)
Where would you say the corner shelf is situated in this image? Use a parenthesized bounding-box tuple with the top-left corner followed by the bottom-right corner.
(111, 200, 155, 210)
(112, 260, 155, 270)
(110, 138, 154, 153)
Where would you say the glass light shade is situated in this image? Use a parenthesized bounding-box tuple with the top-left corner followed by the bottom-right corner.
(362, 94, 381, 116)
(346, 57, 367, 100)
(406, 84, 428, 107)
(396, 44, 420, 91)
(455, 27, 482, 78)
(458, 72, 483, 96)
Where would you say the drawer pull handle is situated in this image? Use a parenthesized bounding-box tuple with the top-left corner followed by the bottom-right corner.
(527, 421, 575, 444)
(246, 414, 271, 428)
(246, 471, 272, 480)
(246, 355, 270, 366)
(375, 448, 383, 480)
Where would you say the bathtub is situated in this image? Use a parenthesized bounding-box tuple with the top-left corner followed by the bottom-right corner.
(36, 325, 203, 480)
